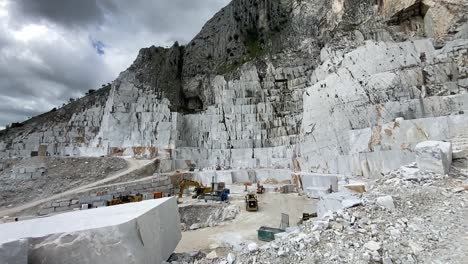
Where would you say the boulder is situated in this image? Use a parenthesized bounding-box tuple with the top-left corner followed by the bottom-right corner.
(0, 198, 181, 264)
(376, 196, 395, 211)
(344, 184, 366, 194)
(227, 253, 236, 264)
(299, 173, 339, 199)
(317, 191, 361, 218)
(247, 243, 258, 252)
(415, 141, 452, 174)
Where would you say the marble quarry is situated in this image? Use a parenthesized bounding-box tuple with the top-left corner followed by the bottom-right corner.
(0, 198, 181, 264)
(0, 1, 467, 262)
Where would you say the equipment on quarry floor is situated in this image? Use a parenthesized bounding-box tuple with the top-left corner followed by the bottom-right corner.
(298, 212, 318, 224)
(178, 180, 211, 199)
(199, 188, 230, 202)
(244, 182, 252, 192)
(256, 183, 265, 194)
(107, 194, 143, 206)
(258, 213, 290, 241)
(257, 226, 285, 242)
(245, 192, 259, 211)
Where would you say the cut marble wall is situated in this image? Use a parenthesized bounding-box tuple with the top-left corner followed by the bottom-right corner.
(1, 39, 467, 180)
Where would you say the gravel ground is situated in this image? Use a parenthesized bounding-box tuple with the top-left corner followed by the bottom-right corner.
(0, 157, 127, 209)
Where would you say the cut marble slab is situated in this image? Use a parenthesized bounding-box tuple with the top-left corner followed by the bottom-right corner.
(0, 197, 181, 264)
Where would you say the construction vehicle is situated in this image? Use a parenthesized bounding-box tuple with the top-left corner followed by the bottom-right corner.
(245, 192, 258, 211)
(256, 183, 265, 194)
(199, 188, 230, 202)
(107, 194, 143, 206)
(198, 176, 230, 202)
(298, 212, 318, 224)
(178, 180, 211, 199)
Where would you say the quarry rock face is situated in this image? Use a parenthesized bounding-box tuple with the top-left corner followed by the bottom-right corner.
(0, 0, 467, 177)
(0, 198, 181, 264)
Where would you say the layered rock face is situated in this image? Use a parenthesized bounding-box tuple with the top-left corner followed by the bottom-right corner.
(1, 0, 467, 177)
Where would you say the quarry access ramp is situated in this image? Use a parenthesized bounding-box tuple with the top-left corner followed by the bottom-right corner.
(0, 158, 157, 217)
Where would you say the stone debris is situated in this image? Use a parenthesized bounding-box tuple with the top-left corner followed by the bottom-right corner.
(376, 195, 395, 211)
(170, 162, 468, 264)
(316, 191, 362, 218)
(205, 251, 217, 260)
(179, 204, 240, 231)
(247, 243, 258, 252)
(344, 184, 366, 194)
(226, 253, 235, 264)
(364, 240, 381, 251)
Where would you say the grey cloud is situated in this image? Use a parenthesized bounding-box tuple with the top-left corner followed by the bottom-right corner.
(0, 0, 230, 127)
(11, 0, 115, 28)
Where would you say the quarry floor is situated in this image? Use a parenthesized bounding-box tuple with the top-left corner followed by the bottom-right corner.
(176, 184, 315, 253)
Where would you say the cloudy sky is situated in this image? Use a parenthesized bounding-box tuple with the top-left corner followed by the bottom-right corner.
(0, 0, 230, 129)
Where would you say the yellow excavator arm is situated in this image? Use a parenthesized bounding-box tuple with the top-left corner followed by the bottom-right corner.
(178, 180, 201, 198)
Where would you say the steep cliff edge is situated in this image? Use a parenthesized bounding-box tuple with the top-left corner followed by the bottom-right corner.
(1, 0, 468, 177)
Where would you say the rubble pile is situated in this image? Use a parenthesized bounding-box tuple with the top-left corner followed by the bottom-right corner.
(171, 163, 467, 264)
(179, 204, 240, 231)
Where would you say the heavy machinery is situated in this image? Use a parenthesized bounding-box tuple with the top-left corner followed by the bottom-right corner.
(298, 212, 318, 224)
(198, 176, 230, 202)
(178, 180, 211, 199)
(245, 192, 258, 211)
(199, 188, 230, 202)
(256, 183, 265, 194)
(107, 194, 143, 206)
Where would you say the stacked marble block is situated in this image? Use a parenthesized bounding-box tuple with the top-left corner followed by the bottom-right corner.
(96, 74, 178, 158)
(175, 66, 307, 169)
(0, 198, 181, 264)
(299, 39, 468, 177)
(296, 173, 340, 198)
(415, 141, 453, 174)
(189, 169, 293, 186)
(10, 166, 46, 180)
(39, 176, 172, 216)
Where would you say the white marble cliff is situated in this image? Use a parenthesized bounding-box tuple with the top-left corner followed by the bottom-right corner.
(1, 0, 467, 178)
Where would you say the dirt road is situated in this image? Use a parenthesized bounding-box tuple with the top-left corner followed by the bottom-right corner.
(0, 159, 155, 217)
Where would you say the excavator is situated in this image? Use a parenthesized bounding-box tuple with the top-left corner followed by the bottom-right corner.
(178, 180, 211, 199)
